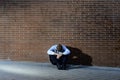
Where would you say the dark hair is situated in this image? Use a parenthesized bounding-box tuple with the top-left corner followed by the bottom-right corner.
(56, 44, 62, 51)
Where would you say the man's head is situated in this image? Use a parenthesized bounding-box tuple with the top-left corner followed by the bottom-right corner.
(56, 44, 62, 51)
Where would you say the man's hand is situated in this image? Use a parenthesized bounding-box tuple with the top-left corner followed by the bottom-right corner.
(57, 54, 63, 59)
(54, 52, 63, 59)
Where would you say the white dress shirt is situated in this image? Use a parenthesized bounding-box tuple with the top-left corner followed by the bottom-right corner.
(47, 44, 70, 55)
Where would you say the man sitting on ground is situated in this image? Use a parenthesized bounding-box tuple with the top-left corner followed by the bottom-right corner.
(47, 44, 71, 70)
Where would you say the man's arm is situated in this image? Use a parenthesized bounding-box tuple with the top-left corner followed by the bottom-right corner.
(62, 45, 70, 55)
(56, 45, 70, 59)
(47, 45, 56, 55)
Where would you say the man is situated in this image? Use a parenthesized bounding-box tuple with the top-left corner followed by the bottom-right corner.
(47, 44, 70, 70)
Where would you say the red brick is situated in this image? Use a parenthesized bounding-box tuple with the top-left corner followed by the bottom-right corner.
(0, 0, 120, 67)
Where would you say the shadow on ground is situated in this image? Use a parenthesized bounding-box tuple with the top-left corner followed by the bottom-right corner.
(67, 46, 92, 66)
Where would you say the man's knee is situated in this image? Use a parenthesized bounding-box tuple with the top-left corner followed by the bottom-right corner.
(49, 55, 57, 65)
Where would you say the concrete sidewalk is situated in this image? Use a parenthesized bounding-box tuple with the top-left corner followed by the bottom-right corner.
(0, 61, 120, 80)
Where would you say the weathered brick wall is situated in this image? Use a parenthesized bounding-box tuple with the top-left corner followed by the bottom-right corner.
(0, 0, 120, 67)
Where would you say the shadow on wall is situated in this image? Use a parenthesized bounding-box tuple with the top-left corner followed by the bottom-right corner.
(67, 46, 92, 66)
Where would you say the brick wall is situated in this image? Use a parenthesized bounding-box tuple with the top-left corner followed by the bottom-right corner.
(0, 0, 120, 67)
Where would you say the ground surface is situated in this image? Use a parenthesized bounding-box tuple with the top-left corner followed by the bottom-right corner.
(0, 61, 120, 80)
